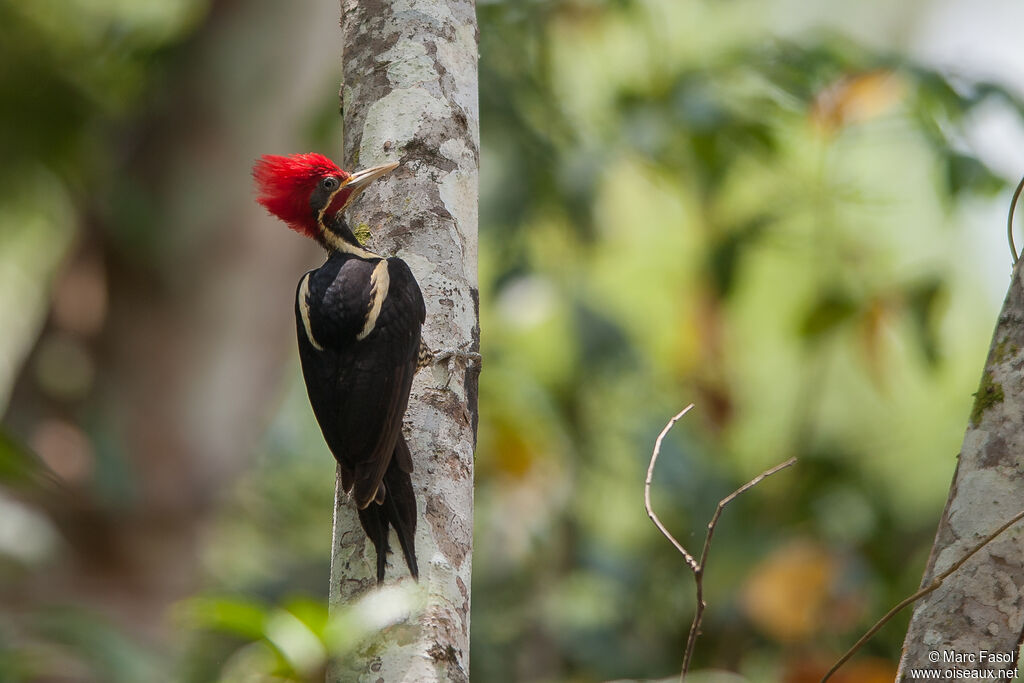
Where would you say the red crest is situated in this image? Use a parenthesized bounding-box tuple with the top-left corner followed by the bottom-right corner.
(253, 153, 348, 237)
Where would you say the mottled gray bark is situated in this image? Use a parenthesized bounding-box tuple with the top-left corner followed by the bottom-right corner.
(897, 263, 1024, 679)
(328, 0, 479, 681)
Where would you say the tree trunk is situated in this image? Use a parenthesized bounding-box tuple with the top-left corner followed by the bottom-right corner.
(896, 262, 1024, 679)
(328, 1, 479, 681)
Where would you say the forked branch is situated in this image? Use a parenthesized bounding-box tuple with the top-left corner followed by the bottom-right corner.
(644, 405, 797, 680)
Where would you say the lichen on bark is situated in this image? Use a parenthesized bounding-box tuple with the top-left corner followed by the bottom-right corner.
(970, 370, 1004, 427)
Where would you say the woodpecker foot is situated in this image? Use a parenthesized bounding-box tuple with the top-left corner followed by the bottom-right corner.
(433, 347, 482, 366)
(417, 340, 480, 372)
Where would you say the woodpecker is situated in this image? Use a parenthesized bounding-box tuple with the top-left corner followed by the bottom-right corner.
(253, 153, 422, 582)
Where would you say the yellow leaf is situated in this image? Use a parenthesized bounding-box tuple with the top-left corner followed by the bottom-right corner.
(812, 71, 906, 134)
(741, 540, 836, 643)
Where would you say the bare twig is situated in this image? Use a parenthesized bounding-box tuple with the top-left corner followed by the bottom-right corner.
(821, 507, 1024, 683)
(1007, 173, 1024, 264)
(683, 456, 797, 675)
(644, 406, 797, 681)
(645, 405, 698, 571)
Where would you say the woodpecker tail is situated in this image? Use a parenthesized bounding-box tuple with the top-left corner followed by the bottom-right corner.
(357, 435, 418, 582)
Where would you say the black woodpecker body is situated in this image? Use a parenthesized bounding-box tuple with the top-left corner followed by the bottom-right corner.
(253, 153, 422, 582)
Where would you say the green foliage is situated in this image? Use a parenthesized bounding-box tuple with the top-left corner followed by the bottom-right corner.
(179, 595, 328, 681)
(177, 585, 424, 682)
(473, 0, 1017, 680)
(0, 0, 205, 182)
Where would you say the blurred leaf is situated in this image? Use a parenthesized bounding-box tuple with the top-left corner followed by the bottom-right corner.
(811, 70, 906, 133)
(181, 596, 269, 641)
(263, 608, 325, 679)
(974, 81, 1024, 124)
(177, 595, 333, 682)
(799, 291, 859, 340)
(706, 216, 771, 298)
(620, 72, 778, 191)
(489, 420, 536, 478)
(740, 540, 837, 643)
(0, 429, 55, 493)
(282, 598, 329, 640)
(753, 37, 877, 106)
(572, 300, 635, 371)
(858, 296, 890, 388)
(910, 66, 972, 127)
(944, 152, 1004, 199)
(905, 278, 947, 368)
(323, 582, 425, 658)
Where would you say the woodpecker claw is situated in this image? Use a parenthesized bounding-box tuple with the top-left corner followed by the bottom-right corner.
(433, 348, 482, 365)
(417, 340, 480, 373)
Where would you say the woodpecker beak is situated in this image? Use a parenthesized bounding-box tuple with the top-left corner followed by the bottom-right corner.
(341, 161, 399, 199)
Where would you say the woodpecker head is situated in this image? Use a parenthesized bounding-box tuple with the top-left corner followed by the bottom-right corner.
(253, 153, 398, 248)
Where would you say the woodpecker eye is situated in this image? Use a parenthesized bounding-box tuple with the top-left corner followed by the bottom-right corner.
(321, 177, 340, 191)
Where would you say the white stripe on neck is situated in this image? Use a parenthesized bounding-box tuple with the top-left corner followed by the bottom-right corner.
(322, 227, 380, 260)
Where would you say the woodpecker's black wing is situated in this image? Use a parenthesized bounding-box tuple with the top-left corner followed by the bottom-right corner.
(295, 252, 424, 580)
